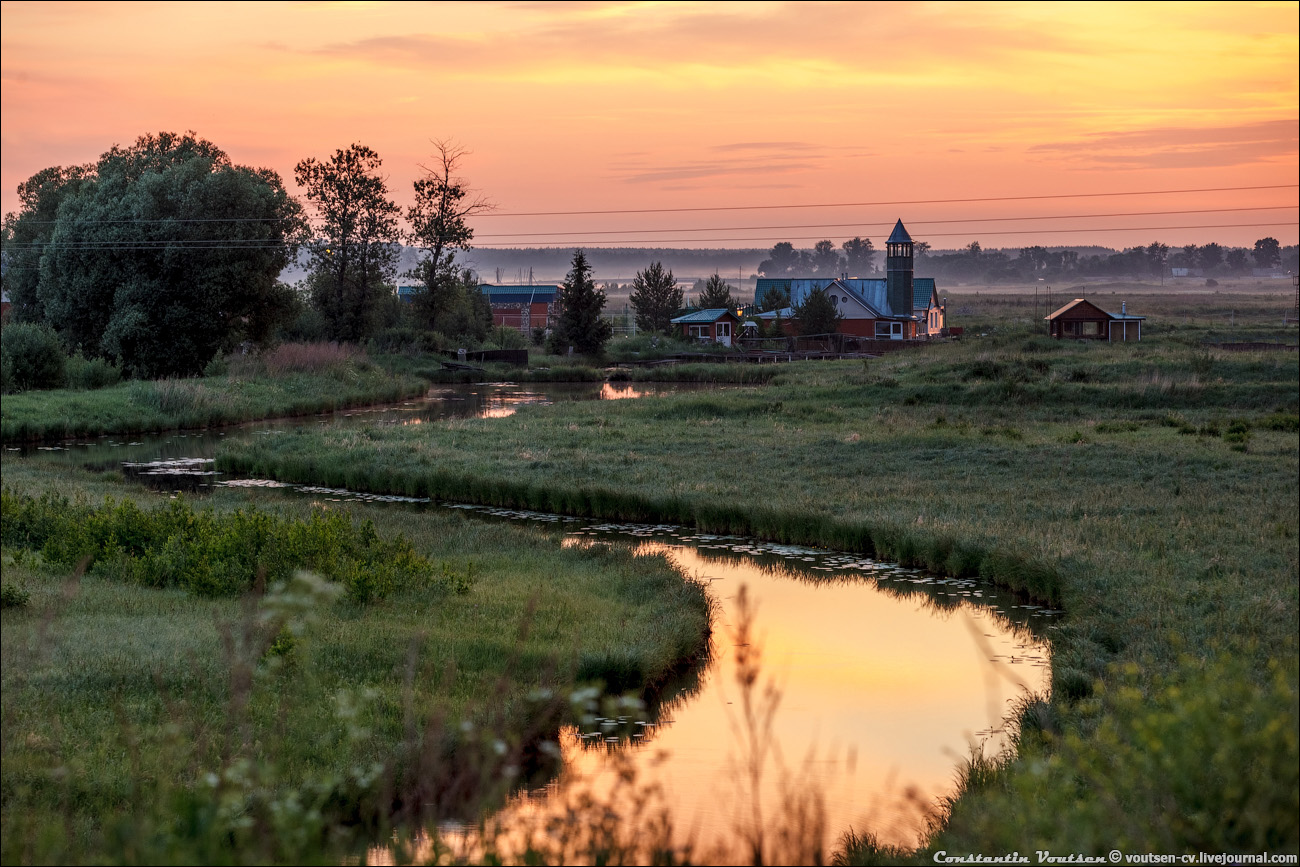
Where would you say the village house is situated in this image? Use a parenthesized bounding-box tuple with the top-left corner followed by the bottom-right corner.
(1045, 298, 1145, 341)
(671, 308, 741, 346)
(478, 284, 561, 332)
(752, 220, 945, 339)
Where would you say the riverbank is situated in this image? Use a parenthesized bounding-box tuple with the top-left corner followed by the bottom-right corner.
(0, 364, 429, 442)
(216, 333, 1299, 857)
(0, 459, 712, 863)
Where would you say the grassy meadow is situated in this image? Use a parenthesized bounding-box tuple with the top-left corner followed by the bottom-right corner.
(214, 289, 1299, 859)
(0, 459, 712, 863)
(2, 285, 1297, 862)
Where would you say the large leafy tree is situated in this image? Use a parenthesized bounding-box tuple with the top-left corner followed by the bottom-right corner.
(20, 131, 304, 377)
(1254, 237, 1281, 269)
(842, 237, 875, 274)
(757, 242, 808, 276)
(1198, 242, 1224, 271)
(1145, 242, 1169, 277)
(792, 286, 842, 336)
(811, 239, 843, 275)
(629, 261, 681, 334)
(696, 272, 735, 309)
(295, 144, 401, 342)
(1, 165, 92, 323)
(550, 250, 611, 355)
(406, 140, 495, 334)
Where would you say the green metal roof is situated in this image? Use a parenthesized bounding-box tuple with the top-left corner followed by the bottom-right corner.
(479, 284, 560, 303)
(671, 308, 739, 324)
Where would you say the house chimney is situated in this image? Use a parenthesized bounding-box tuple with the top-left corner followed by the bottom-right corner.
(1122, 301, 1127, 315)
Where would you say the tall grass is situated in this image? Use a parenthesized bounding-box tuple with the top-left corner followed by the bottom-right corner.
(261, 341, 365, 375)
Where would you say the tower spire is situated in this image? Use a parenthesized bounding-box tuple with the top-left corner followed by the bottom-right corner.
(886, 219, 914, 318)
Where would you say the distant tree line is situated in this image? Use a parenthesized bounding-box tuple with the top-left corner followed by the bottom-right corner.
(751, 237, 1296, 284)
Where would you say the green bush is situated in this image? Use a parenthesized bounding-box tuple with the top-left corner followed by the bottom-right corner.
(0, 581, 30, 609)
(487, 325, 529, 350)
(0, 322, 65, 392)
(937, 655, 1299, 855)
(202, 354, 230, 377)
(64, 352, 121, 390)
(1257, 410, 1300, 432)
(0, 488, 455, 603)
(366, 326, 447, 355)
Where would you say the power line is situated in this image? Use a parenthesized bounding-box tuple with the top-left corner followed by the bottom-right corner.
(478, 184, 1300, 218)
(5, 220, 1294, 254)
(9, 206, 1294, 250)
(14, 216, 304, 225)
(9, 183, 1297, 233)
(474, 205, 1298, 240)
(469, 221, 1300, 247)
(4, 217, 1295, 255)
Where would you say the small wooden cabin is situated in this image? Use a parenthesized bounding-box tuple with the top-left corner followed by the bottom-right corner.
(1046, 298, 1145, 341)
(671, 309, 741, 346)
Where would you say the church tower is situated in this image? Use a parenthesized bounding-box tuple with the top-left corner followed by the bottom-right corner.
(886, 219, 914, 319)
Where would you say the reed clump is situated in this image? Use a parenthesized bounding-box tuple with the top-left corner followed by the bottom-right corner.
(261, 341, 365, 376)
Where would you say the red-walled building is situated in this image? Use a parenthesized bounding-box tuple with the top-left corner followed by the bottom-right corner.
(478, 284, 561, 332)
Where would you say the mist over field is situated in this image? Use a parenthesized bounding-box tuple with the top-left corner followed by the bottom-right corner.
(279, 243, 1298, 291)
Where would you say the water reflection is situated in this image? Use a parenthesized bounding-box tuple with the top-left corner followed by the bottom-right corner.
(366, 517, 1052, 863)
(600, 382, 646, 400)
(535, 540, 1045, 855)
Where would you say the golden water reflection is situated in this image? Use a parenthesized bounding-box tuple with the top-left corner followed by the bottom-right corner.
(400, 535, 1051, 862)
(599, 383, 645, 400)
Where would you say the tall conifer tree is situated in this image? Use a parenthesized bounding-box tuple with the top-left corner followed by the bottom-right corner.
(550, 250, 612, 355)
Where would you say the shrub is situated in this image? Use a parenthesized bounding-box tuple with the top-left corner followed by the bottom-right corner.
(0, 581, 30, 609)
(1257, 411, 1298, 432)
(487, 325, 529, 351)
(0, 322, 65, 392)
(366, 327, 446, 355)
(64, 352, 121, 390)
(202, 355, 230, 377)
(0, 488, 450, 604)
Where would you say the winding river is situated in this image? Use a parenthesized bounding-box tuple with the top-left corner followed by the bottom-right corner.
(13, 381, 1054, 858)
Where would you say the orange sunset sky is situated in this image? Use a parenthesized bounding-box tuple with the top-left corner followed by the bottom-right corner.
(2, 0, 1297, 250)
